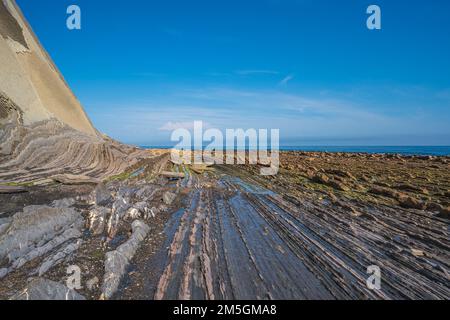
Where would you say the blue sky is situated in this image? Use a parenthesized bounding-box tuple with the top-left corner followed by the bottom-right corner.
(17, 0, 450, 146)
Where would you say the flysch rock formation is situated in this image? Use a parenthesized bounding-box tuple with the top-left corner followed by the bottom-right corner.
(0, 0, 95, 134)
(0, 0, 165, 300)
(0, 0, 149, 184)
(1, 0, 449, 302)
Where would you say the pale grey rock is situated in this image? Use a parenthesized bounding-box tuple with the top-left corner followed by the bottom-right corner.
(117, 187, 134, 199)
(0, 268, 7, 279)
(11, 278, 86, 300)
(88, 206, 110, 236)
(127, 207, 141, 220)
(136, 185, 155, 200)
(86, 276, 99, 291)
(163, 191, 177, 205)
(148, 207, 158, 219)
(52, 198, 75, 208)
(133, 201, 148, 212)
(0, 217, 12, 236)
(102, 251, 128, 300)
(107, 196, 130, 238)
(126, 202, 149, 220)
(37, 239, 83, 276)
(12, 228, 82, 270)
(102, 220, 150, 299)
(91, 183, 112, 206)
(0, 205, 83, 273)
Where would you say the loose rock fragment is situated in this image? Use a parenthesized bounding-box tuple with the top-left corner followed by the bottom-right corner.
(86, 277, 99, 291)
(163, 191, 177, 205)
(107, 196, 130, 238)
(88, 206, 110, 236)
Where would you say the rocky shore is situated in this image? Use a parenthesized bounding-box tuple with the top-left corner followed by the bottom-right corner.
(1, 151, 449, 300)
(3, 0, 448, 301)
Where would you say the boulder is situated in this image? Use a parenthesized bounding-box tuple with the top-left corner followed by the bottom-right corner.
(398, 195, 425, 210)
(125, 201, 149, 220)
(88, 206, 110, 236)
(102, 220, 150, 299)
(86, 277, 99, 291)
(11, 278, 85, 300)
(163, 191, 177, 205)
(107, 196, 130, 238)
(312, 173, 329, 185)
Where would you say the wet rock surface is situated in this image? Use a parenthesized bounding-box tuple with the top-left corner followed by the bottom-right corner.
(0, 151, 449, 300)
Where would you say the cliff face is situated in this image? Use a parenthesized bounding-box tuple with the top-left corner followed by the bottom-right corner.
(0, 0, 97, 135)
(0, 0, 149, 183)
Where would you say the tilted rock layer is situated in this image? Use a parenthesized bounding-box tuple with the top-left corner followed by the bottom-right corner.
(0, 0, 95, 134)
(0, 0, 149, 183)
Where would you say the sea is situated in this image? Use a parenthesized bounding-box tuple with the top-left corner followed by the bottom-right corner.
(141, 146, 450, 156)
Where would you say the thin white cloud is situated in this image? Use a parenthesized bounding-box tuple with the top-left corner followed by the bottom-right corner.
(158, 121, 211, 131)
(88, 85, 450, 145)
(159, 121, 195, 131)
(278, 74, 294, 86)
